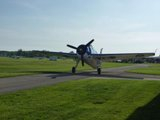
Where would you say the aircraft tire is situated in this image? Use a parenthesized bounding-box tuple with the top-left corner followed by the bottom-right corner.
(97, 68, 101, 75)
(72, 67, 76, 73)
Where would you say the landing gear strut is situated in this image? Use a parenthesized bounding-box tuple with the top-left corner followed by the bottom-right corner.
(72, 67, 76, 74)
(97, 68, 101, 75)
(72, 60, 79, 74)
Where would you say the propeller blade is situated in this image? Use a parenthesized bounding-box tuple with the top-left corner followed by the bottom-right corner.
(67, 44, 77, 49)
(81, 55, 84, 66)
(86, 39, 94, 46)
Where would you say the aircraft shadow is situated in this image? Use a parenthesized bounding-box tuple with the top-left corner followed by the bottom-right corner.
(46, 71, 143, 80)
(126, 93, 160, 120)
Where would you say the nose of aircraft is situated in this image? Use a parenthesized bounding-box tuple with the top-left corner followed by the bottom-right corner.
(67, 39, 94, 66)
(77, 45, 86, 55)
(76, 45, 87, 66)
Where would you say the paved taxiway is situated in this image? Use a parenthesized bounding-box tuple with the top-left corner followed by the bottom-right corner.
(0, 64, 160, 93)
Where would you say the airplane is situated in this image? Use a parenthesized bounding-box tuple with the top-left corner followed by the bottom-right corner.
(53, 39, 155, 74)
(145, 49, 160, 63)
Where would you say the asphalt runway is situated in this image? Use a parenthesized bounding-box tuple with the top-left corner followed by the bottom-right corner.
(0, 64, 160, 93)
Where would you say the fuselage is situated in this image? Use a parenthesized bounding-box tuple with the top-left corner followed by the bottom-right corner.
(77, 45, 101, 68)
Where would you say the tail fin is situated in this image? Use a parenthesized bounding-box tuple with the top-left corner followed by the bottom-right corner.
(100, 48, 103, 54)
(155, 48, 160, 56)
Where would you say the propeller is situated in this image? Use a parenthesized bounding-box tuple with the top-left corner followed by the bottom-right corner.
(81, 55, 84, 66)
(86, 39, 94, 46)
(67, 39, 94, 66)
(67, 45, 77, 50)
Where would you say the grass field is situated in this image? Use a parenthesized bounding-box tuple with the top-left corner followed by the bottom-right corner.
(0, 57, 131, 78)
(0, 79, 160, 120)
(128, 64, 160, 75)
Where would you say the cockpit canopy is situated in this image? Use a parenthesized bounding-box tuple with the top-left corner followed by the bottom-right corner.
(86, 45, 97, 54)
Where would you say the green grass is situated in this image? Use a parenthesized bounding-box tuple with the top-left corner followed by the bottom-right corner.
(0, 79, 160, 120)
(128, 64, 160, 75)
(0, 57, 131, 78)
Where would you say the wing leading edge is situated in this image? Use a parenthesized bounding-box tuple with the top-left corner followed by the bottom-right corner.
(52, 52, 77, 59)
(92, 52, 155, 61)
(52, 51, 154, 61)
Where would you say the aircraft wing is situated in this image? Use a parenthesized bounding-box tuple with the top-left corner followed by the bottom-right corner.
(92, 52, 155, 61)
(52, 52, 78, 58)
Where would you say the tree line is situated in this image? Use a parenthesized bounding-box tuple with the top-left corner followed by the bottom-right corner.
(0, 49, 57, 58)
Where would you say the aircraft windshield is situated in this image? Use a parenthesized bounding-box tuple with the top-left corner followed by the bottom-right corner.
(87, 45, 97, 54)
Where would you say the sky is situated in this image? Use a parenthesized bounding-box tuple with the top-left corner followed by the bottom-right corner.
(0, 0, 160, 53)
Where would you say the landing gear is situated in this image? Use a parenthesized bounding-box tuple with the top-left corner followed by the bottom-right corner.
(72, 67, 76, 74)
(71, 59, 79, 74)
(97, 68, 101, 75)
(97, 60, 101, 75)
